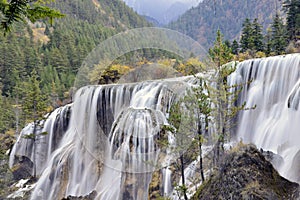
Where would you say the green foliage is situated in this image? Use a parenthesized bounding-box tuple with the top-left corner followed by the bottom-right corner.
(271, 13, 288, 55)
(252, 18, 264, 52)
(208, 30, 255, 165)
(23, 69, 48, 122)
(22, 131, 47, 139)
(240, 18, 265, 53)
(240, 18, 254, 52)
(168, 0, 280, 49)
(209, 29, 234, 67)
(283, 0, 300, 42)
(236, 15, 289, 57)
(231, 40, 239, 55)
(0, 0, 64, 32)
(0, 94, 14, 134)
(0, 0, 151, 133)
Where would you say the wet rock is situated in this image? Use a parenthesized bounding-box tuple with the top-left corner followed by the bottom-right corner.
(260, 148, 284, 169)
(148, 170, 163, 199)
(62, 190, 97, 200)
(11, 156, 33, 181)
(192, 144, 299, 200)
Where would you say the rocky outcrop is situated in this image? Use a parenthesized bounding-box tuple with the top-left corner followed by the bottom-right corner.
(11, 156, 33, 181)
(62, 190, 97, 200)
(260, 148, 284, 169)
(192, 144, 299, 200)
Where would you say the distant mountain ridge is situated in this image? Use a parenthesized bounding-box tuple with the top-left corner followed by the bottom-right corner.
(122, 0, 201, 24)
(168, 0, 282, 49)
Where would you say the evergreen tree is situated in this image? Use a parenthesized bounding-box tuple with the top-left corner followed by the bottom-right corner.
(209, 30, 253, 165)
(283, 0, 300, 41)
(252, 18, 264, 52)
(265, 27, 273, 55)
(209, 29, 233, 67)
(231, 40, 239, 55)
(240, 18, 254, 52)
(185, 77, 211, 182)
(0, 94, 14, 134)
(271, 12, 288, 55)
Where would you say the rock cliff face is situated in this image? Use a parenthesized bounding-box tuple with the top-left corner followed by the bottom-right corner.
(192, 144, 299, 200)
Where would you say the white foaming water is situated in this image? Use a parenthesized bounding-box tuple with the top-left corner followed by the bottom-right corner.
(231, 53, 300, 183)
(30, 80, 188, 200)
(9, 105, 71, 175)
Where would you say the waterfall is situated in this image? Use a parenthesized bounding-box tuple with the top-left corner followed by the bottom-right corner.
(232, 53, 300, 183)
(29, 79, 189, 200)
(9, 53, 300, 199)
(9, 105, 71, 175)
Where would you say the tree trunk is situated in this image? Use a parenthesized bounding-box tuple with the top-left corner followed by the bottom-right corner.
(197, 116, 205, 182)
(199, 141, 205, 182)
(180, 154, 188, 200)
(33, 121, 37, 178)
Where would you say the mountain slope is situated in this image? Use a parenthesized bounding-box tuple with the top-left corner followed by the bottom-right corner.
(51, 0, 150, 30)
(168, 0, 282, 49)
(0, 0, 151, 96)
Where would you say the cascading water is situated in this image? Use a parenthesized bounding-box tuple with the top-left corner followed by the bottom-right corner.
(231, 53, 300, 183)
(28, 79, 189, 200)
(9, 53, 300, 199)
(9, 105, 71, 175)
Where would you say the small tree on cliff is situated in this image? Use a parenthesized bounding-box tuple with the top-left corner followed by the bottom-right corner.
(166, 101, 190, 200)
(208, 30, 253, 165)
(182, 77, 211, 183)
(22, 70, 49, 178)
(165, 76, 211, 198)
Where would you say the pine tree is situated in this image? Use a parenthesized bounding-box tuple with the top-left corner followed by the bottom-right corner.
(265, 27, 273, 56)
(283, 0, 300, 42)
(271, 12, 288, 55)
(231, 40, 239, 55)
(209, 30, 233, 67)
(209, 30, 252, 165)
(240, 18, 254, 52)
(0, 93, 14, 134)
(185, 77, 211, 182)
(252, 18, 264, 52)
(167, 101, 189, 200)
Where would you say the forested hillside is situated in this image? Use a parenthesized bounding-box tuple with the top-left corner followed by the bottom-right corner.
(168, 0, 282, 49)
(0, 0, 151, 134)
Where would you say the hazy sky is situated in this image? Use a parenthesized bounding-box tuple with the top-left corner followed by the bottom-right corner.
(123, 0, 201, 23)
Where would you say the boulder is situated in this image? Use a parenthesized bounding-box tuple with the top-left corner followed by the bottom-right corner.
(192, 144, 299, 200)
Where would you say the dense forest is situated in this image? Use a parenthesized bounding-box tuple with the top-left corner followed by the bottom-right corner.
(0, 0, 151, 135)
(168, 0, 283, 49)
